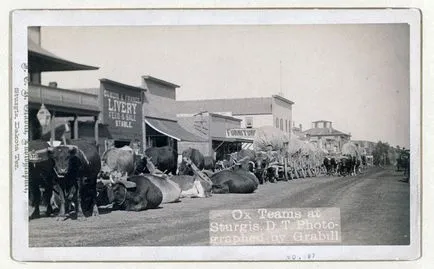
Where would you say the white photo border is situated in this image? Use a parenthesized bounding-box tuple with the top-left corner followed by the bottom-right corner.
(11, 8, 421, 261)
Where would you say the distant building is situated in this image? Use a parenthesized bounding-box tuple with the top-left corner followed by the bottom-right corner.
(176, 95, 295, 139)
(351, 140, 377, 155)
(302, 120, 351, 153)
(291, 122, 304, 139)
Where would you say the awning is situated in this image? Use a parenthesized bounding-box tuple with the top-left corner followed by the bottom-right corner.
(145, 118, 207, 142)
(212, 136, 254, 143)
(212, 136, 236, 143)
(28, 39, 99, 72)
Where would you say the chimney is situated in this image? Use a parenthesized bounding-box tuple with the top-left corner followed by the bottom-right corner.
(48, 81, 58, 88)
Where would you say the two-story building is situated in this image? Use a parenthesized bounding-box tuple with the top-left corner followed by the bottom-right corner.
(28, 27, 100, 147)
(302, 120, 351, 154)
(141, 76, 207, 153)
(176, 94, 295, 151)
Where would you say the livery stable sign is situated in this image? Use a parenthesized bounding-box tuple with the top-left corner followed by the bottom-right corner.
(100, 80, 143, 140)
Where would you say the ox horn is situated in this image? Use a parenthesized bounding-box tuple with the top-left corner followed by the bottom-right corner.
(112, 177, 136, 189)
(109, 174, 116, 184)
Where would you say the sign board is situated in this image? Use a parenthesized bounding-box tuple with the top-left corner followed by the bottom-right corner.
(100, 81, 143, 141)
(226, 128, 257, 139)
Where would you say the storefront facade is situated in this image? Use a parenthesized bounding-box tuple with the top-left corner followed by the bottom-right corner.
(177, 112, 251, 160)
(99, 79, 145, 154)
(141, 76, 206, 154)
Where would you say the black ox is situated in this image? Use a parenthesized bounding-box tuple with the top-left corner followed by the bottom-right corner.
(136, 146, 177, 175)
(178, 148, 204, 175)
(28, 140, 56, 220)
(47, 140, 101, 219)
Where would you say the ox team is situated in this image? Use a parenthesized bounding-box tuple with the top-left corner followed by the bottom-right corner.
(29, 140, 372, 220)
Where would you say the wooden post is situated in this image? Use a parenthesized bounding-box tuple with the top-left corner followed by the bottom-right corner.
(50, 111, 56, 146)
(94, 115, 99, 148)
(284, 157, 288, 180)
(73, 115, 79, 139)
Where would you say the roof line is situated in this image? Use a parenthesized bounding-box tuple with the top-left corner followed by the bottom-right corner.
(145, 116, 177, 122)
(142, 75, 180, 88)
(209, 113, 242, 121)
(272, 94, 295, 105)
(100, 78, 146, 92)
(177, 97, 271, 103)
(28, 39, 99, 71)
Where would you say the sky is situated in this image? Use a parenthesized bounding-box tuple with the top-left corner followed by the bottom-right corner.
(39, 24, 410, 148)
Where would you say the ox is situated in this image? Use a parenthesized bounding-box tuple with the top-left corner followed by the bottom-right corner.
(230, 149, 257, 172)
(100, 146, 137, 179)
(136, 146, 177, 175)
(323, 157, 338, 176)
(48, 140, 100, 219)
(253, 152, 270, 184)
(133, 155, 182, 203)
(144, 174, 182, 203)
(178, 148, 204, 175)
(98, 175, 163, 211)
(28, 140, 57, 220)
(203, 156, 215, 171)
(337, 156, 356, 177)
(210, 166, 258, 194)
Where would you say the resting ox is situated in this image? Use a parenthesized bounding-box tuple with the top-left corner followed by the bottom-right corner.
(144, 174, 181, 203)
(47, 140, 101, 218)
(134, 156, 182, 203)
(98, 175, 163, 211)
(211, 166, 259, 194)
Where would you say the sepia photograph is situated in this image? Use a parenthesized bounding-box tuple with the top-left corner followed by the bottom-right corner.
(11, 9, 421, 261)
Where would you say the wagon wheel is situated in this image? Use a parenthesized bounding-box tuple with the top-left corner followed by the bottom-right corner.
(301, 168, 306, 178)
(283, 159, 289, 181)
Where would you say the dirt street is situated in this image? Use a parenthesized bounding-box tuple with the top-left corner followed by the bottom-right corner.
(28, 166, 410, 247)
